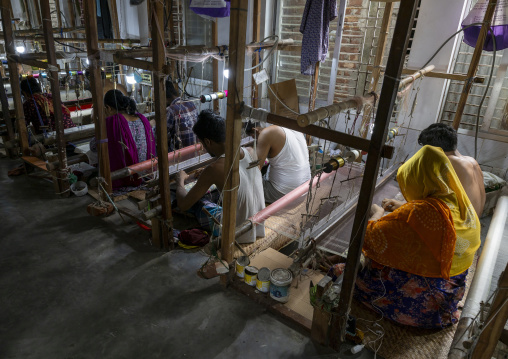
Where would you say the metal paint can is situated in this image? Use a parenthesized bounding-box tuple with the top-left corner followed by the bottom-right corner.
(235, 256, 250, 280)
(244, 266, 258, 287)
(269, 268, 293, 303)
(256, 267, 271, 293)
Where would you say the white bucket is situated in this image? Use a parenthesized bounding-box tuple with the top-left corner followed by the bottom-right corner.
(70, 181, 88, 196)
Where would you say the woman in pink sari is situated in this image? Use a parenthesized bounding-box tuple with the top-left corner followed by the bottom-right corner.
(91, 90, 156, 189)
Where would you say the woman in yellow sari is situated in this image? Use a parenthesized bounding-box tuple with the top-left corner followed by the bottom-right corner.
(354, 145, 480, 329)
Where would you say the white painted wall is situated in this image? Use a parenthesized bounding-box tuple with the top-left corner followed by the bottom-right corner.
(405, 0, 469, 131)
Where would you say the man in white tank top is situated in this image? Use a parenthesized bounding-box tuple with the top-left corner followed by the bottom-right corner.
(176, 110, 265, 244)
(254, 125, 311, 203)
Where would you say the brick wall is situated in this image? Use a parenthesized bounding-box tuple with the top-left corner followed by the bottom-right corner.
(276, 0, 399, 102)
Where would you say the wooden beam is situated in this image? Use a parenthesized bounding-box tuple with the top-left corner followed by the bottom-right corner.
(66, 0, 76, 28)
(266, 113, 394, 159)
(0, 27, 85, 37)
(84, 0, 112, 196)
(308, 63, 320, 112)
(251, 0, 262, 109)
(366, 65, 485, 83)
(151, 0, 174, 250)
(113, 55, 154, 72)
(398, 65, 435, 90)
(212, 19, 219, 112)
(471, 264, 508, 359)
(41, 0, 70, 197)
(22, 0, 32, 29)
(452, 0, 497, 130)
(54, 0, 62, 30)
(359, 2, 394, 139)
(330, 0, 419, 349)
(8, 35, 139, 45)
(297, 93, 377, 127)
(166, 0, 177, 79)
(307, 63, 320, 144)
(0, 0, 29, 155)
(13, 55, 61, 70)
(33, 0, 43, 27)
(109, 0, 120, 39)
(221, 0, 248, 264)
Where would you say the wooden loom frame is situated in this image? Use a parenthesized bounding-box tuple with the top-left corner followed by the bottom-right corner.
(1, 0, 72, 197)
(0, 0, 134, 195)
(219, 0, 419, 350)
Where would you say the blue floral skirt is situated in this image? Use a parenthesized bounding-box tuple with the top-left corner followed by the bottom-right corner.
(354, 260, 467, 329)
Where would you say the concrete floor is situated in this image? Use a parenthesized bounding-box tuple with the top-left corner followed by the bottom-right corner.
(2, 155, 507, 359)
(0, 157, 344, 359)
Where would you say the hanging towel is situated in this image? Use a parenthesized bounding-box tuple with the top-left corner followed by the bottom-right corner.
(300, 0, 337, 75)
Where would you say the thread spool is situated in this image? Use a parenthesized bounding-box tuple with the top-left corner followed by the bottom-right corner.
(344, 149, 360, 162)
(200, 90, 228, 103)
(21, 73, 47, 79)
(387, 127, 399, 141)
(323, 156, 345, 173)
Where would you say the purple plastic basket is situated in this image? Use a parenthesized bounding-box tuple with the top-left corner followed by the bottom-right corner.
(189, 0, 230, 18)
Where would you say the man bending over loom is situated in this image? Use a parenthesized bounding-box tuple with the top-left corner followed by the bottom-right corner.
(250, 124, 311, 203)
(383, 123, 485, 217)
(176, 110, 266, 243)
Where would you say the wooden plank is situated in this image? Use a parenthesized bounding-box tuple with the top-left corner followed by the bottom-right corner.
(229, 278, 312, 334)
(359, 2, 394, 139)
(21, 156, 49, 171)
(0, 0, 29, 155)
(330, 0, 420, 349)
(471, 264, 508, 359)
(212, 20, 219, 112)
(311, 276, 333, 345)
(84, 0, 112, 196)
(251, 0, 262, 109)
(266, 113, 395, 159)
(41, 0, 70, 197)
(452, 0, 497, 130)
(151, 0, 174, 250)
(221, 0, 249, 264)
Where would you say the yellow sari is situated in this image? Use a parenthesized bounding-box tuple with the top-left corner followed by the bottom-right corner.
(396, 145, 480, 276)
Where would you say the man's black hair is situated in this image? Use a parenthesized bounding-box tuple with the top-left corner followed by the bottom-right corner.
(165, 80, 180, 99)
(193, 109, 226, 143)
(20, 77, 41, 94)
(418, 123, 457, 152)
